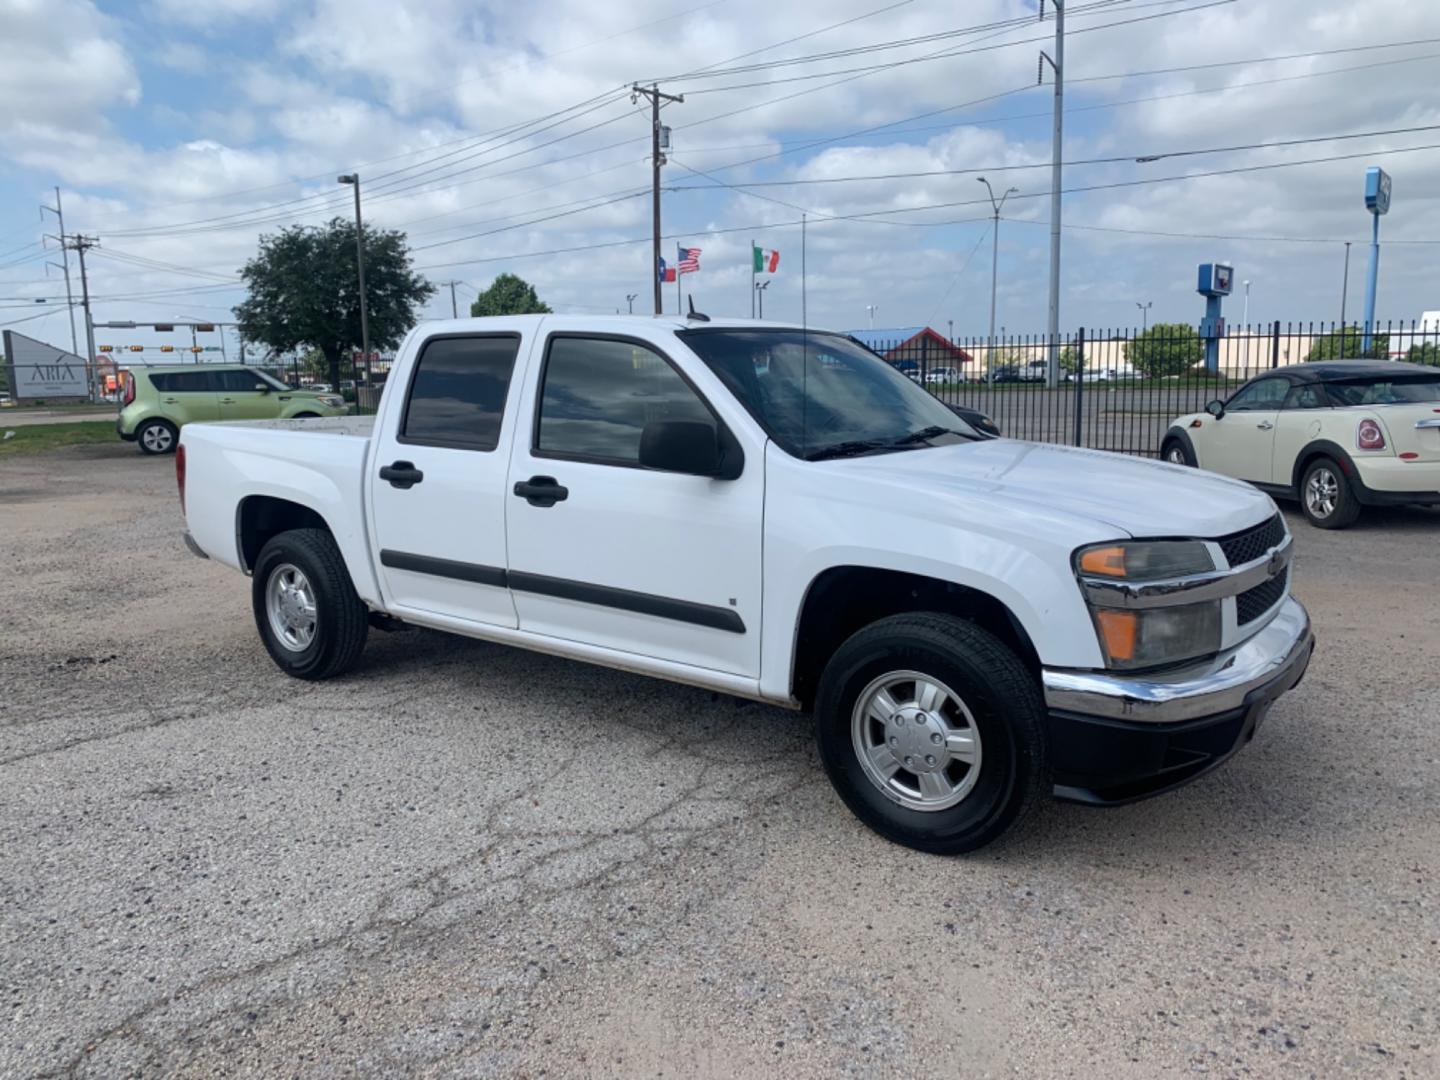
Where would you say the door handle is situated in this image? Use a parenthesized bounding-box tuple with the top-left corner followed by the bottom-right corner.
(1256, 421, 1274, 430)
(379, 460, 424, 489)
(219, 398, 235, 404)
(163, 397, 180, 404)
(513, 475, 568, 507)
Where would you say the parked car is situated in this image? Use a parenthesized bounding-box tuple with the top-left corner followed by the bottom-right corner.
(179, 315, 1312, 854)
(118, 365, 348, 455)
(1162, 360, 1440, 528)
(925, 367, 963, 384)
(0, 392, 11, 408)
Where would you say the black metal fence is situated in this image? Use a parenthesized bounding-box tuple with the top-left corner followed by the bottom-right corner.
(866, 320, 1440, 457)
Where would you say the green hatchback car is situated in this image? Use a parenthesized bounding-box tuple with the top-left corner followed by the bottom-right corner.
(118, 365, 348, 454)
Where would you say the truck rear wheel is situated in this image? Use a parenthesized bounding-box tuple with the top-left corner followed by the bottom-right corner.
(814, 613, 1048, 854)
(252, 528, 368, 680)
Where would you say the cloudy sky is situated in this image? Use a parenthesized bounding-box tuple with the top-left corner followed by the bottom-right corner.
(1, 0, 1438, 357)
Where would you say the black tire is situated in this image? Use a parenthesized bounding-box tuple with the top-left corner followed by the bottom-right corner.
(814, 613, 1048, 855)
(1300, 456, 1362, 529)
(293, 412, 321, 419)
(136, 418, 178, 455)
(251, 528, 368, 679)
(1161, 434, 1196, 467)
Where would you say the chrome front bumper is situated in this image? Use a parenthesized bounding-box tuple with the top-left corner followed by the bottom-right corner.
(1042, 596, 1313, 723)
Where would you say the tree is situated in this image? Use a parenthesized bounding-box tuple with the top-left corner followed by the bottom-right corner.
(1406, 341, 1440, 366)
(1305, 325, 1390, 361)
(1126, 322, 1203, 377)
(235, 218, 434, 389)
(1058, 345, 1079, 375)
(470, 273, 551, 317)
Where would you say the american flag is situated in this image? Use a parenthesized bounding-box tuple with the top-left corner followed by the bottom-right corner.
(677, 245, 701, 274)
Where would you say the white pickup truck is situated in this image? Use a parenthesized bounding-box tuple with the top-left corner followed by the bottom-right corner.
(179, 315, 1314, 853)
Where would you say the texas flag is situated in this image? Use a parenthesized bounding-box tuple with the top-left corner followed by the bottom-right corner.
(658, 256, 676, 283)
(753, 246, 780, 273)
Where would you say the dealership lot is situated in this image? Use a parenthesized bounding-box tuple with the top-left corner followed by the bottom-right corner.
(2, 444, 1437, 1078)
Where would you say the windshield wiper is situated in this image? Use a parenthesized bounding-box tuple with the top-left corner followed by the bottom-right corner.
(803, 439, 892, 461)
(888, 425, 967, 446)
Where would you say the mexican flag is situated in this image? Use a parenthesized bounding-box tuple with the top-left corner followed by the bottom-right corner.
(753, 246, 780, 273)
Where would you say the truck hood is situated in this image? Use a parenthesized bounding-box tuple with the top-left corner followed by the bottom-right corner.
(832, 439, 1275, 539)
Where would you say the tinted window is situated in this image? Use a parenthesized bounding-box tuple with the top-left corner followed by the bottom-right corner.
(401, 336, 519, 450)
(680, 329, 975, 459)
(150, 371, 214, 392)
(537, 337, 712, 464)
(217, 370, 267, 393)
(1329, 376, 1440, 406)
(1226, 377, 1288, 411)
(1283, 384, 1327, 410)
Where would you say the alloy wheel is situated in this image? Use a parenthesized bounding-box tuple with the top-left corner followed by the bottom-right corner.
(851, 670, 982, 812)
(265, 563, 317, 651)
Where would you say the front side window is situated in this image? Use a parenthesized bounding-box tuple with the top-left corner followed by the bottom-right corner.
(1226, 377, 1288, 411)
(1283, 384, 1327, 410)
(401, 335, 519, 450)
(536, 336, 713, 464)
(679, 329, 975, 459)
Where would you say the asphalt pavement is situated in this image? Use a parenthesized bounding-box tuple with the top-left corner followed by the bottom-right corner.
(2, 443, 1437, 1078)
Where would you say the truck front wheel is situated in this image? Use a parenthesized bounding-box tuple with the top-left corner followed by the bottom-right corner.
(814, 613, 1048, 854)
(252, 528, 368, 679)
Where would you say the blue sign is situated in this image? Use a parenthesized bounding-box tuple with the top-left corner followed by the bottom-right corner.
(1196, 262, 1233, 297)
(1364, 166, 1391, 215)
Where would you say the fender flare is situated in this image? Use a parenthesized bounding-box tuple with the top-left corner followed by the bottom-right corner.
(1161, 426, 1198, 465)
(1292, 439, 1377, 504)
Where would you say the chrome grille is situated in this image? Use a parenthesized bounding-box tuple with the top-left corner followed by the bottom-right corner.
(1218, 514, 1285, 568)
(1237, 567, 1288, 625)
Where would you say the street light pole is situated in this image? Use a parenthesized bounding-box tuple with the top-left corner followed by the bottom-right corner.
(1340, 241, 1351, 326)
(337, 174, 371, 394)
(755, 280, 769, 319)
(867, 304, 877, 330)
(626, 293, 638, 314)
(1135, 301, 1151, 333)
(1242, 280, 1251, 327)
(977, 177, 1018, 353)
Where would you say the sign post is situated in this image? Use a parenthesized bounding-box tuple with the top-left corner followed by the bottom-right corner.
(1361, 166, 1391, 355)
(1196, 261, 1233, 373)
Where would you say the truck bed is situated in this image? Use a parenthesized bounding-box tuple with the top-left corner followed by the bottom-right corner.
(215, 415, 375, 437)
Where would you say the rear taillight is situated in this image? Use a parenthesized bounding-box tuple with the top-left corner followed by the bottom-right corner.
(123, 373, 136, 406)
(1357, 418, 1386, 451)
(176, 443, 186, 513)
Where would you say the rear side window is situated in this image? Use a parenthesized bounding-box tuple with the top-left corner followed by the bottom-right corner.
(400, 335, 519, 450)
(1330, 376, 1440, 405)
(536, 336, 712, 465)
(149, 371, 214, 392)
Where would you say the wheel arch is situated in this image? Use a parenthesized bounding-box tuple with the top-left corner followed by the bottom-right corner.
(1291, 439, 1360, 495)
(789, 565, 1042, 710)
(1161, 425, 1197, 464)
(236, 495, 335, 575)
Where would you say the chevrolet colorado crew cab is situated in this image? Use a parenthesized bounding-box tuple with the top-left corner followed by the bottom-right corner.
(178, 316, 1314, 853)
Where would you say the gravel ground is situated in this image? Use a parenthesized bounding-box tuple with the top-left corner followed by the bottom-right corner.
(2, 443, 1437, 1079)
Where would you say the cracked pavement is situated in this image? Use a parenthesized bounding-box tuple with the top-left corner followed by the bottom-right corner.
(2, 443, 1438, 1077)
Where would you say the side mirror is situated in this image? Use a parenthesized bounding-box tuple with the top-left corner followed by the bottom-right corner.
(254, 383, 271, 393)
(1205, 399, 1224, 418)
(639, 420, 741, 479)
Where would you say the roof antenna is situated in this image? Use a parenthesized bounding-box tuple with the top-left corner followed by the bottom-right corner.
(686, 295, 710, 322)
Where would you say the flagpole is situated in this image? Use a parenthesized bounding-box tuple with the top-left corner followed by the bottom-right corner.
(802, 214, 808, 328)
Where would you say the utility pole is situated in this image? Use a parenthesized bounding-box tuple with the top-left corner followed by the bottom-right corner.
(633, 83, 683, 315)
(1039, 0, 1065, 387)
(40, 188, 79, 357)
(337, 174, 371, 391)
(439, 280, 460, 318)
(1340, 241, 1351, 326)
(977, 177, 1017, 352)
(62, 235, 99, 399)
(626, 293, 638, 314)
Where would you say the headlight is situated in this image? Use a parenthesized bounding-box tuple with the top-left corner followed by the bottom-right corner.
(1075, 540, 1221, 670)
(1090, 602, 1221, 670)
(1075, 540, 1213, 579)
(319, 394, 345, 407)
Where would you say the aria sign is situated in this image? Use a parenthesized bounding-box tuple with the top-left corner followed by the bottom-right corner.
(2, 330, 90, 399)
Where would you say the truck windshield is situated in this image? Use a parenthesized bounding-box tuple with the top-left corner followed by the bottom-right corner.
(679, 329, 977, 460)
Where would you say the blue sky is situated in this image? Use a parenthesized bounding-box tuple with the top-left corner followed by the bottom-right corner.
(2, 0, 1438, 358)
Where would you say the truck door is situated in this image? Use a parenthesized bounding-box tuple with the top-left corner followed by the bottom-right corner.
(504, 329, 763, 678)
(367, 332, 525, 628)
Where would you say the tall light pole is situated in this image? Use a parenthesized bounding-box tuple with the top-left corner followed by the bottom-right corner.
(1242, 280, 1251, 327)
(754, 280, 769, 319)
(866, 304, 878, 330)
(337, 174, 371, 391)
(626, 293, 638, 314)
(977, 177, 1017, 352)
(1135, 301, 1151, 333)
(1040, 0, 1066, 387)
(1340, 242, 1351, 326)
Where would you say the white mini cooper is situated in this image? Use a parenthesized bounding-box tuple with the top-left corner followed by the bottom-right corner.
(1163, 361, 1440, 529)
